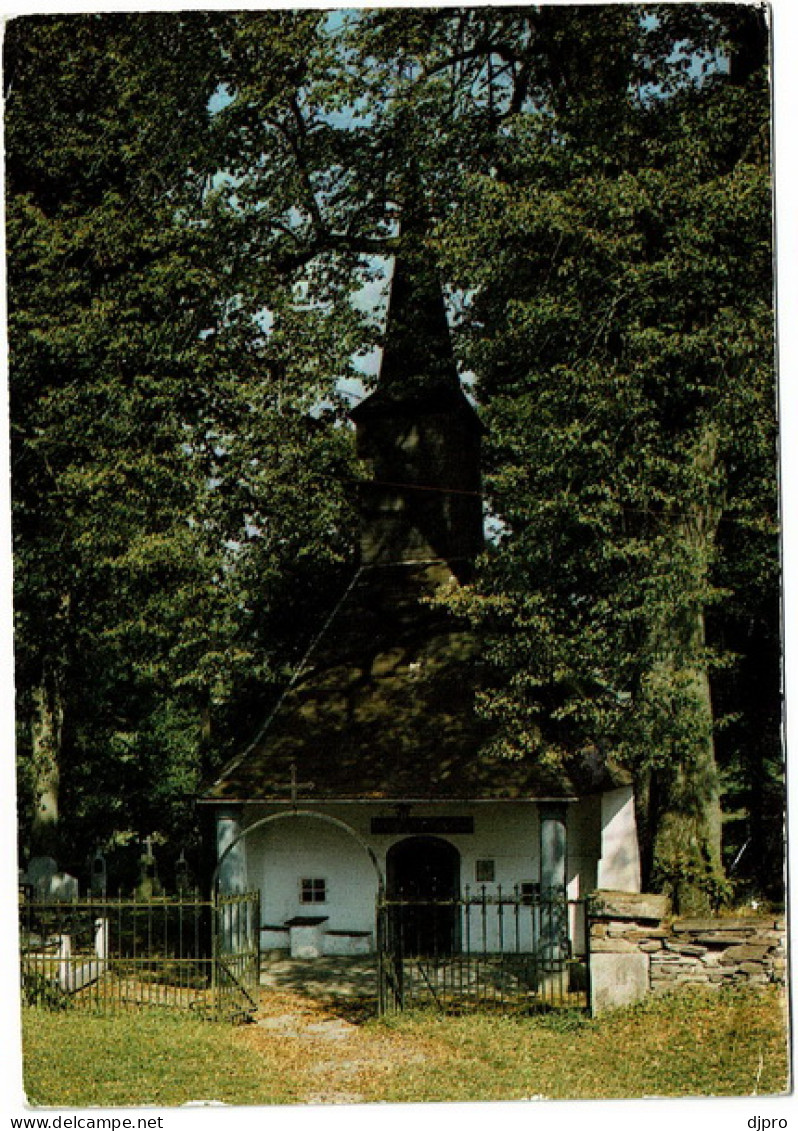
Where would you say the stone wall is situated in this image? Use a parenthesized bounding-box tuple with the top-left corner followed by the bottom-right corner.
(587, 890, 787, 1015)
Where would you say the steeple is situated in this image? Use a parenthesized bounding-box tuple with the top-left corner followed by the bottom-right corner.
(350, 212, 484, 579)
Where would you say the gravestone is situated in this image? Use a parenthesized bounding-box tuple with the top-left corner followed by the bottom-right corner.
(25, 856, 79, 901)
(90, 849, 107, 898)
(135, 837, 162, 899)
(25, 856, 57, 891)
(56, 932, 73, 991)
(175, 849, 193, 895)
(94, 917, 109, 961)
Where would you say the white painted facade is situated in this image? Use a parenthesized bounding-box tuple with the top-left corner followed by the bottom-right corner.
(215, 786, 641, 958)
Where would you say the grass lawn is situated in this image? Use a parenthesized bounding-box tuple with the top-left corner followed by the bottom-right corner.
(21, 985, 790, 1107)
(21, 1009, 304, 1107)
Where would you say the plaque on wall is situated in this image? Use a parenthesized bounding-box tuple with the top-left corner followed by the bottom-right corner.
(370, 816, 475, 835)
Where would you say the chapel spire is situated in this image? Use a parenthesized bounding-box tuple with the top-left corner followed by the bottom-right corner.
(350, 197, 484, 579)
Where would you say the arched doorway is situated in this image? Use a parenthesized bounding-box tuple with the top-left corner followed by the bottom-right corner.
(212, 808, 385, 895)
(386, 835, 460, 957)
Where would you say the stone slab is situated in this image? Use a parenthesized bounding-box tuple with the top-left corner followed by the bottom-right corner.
(693, 934, 751, 946)
(699, 951, 723, 966)
(323, 931, 373, 957)
(587, 891, 669, 923)
(719, 944, 771, 963)
(672, 918, 760, 933)
(590, 951, 649, 1016)
(288, 921, 328, 960)
(590, 937, 637, 953)
(664, 942, 707, 956)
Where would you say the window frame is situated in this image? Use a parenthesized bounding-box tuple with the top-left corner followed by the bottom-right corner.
(299, 877, 327, 904)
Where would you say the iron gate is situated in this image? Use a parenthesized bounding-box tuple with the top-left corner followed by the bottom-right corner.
(377, 886, 587, 1014)
(213, 891, 261, 1020)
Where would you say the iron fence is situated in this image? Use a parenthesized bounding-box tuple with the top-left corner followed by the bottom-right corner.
(19, 891, 260, 1022)
(377, 886, 588, 1015)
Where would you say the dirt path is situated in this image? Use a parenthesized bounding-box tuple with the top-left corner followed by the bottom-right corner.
(239, 989, 426, 1105)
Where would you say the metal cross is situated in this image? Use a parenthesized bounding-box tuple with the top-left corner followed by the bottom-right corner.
(287, 762, 315, 807)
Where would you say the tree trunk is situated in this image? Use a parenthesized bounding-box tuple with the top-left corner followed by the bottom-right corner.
(648, 609, 723, 914)
(645, 427, 725, 914)
(29, 665, 64, 858)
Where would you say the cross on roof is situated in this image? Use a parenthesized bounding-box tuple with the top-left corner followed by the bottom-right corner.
(286, 762, 315, 807)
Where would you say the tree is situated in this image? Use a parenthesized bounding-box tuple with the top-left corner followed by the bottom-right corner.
(427, 5, 776, 910)
(205, 5, 779, 908)
(7, 12, 220, 856)
(8, 9, 780, 908)
(7, 12, 362, 870)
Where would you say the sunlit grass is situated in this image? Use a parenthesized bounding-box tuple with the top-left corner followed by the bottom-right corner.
(22, 985, 789, 1107)
(22, 1009, 306, 1107)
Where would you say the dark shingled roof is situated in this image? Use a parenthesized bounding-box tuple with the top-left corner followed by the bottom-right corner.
(203, 562, 629, 804)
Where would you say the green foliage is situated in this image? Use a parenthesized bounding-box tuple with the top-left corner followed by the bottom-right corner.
(425, 6, 777, 899)
(7, 13, 361, 862)
(651, 851, 734, 914)
(21, 970, 71, 1012)
(8, 9, 781, 903)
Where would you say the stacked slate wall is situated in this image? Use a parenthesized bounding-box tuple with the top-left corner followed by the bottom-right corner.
(587, 890, 787, 1015)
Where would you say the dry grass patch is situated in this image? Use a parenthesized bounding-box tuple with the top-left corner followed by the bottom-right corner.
(239, 989, 437, 1105)
(364, 985, 790, 1102)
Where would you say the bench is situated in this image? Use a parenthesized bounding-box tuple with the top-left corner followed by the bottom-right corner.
(260, 921, 374, 958)
(260, 924, 290, 953)
(323, 929, 373, 957)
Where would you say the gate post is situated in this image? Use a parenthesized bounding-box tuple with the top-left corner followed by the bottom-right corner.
(539, 803, 568, 963)
(587, 890, 669, 1015)
(215, 807, 246, 894)
(57, 934, 72, 992)
(376, 884, 404, 1015)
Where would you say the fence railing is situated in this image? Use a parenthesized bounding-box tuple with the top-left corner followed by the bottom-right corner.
(20, 891, 260, 1022)
(376, 888, 587, 1015)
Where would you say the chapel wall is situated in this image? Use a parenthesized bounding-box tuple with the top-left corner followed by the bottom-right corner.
(243, 800, 611, 957)
(244, 802, 544, 901)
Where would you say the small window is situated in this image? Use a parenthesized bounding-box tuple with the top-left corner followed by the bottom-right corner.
(475, 859, 495, 883)
(520, 881, 540, 905)
(300, 878, 327, 904)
